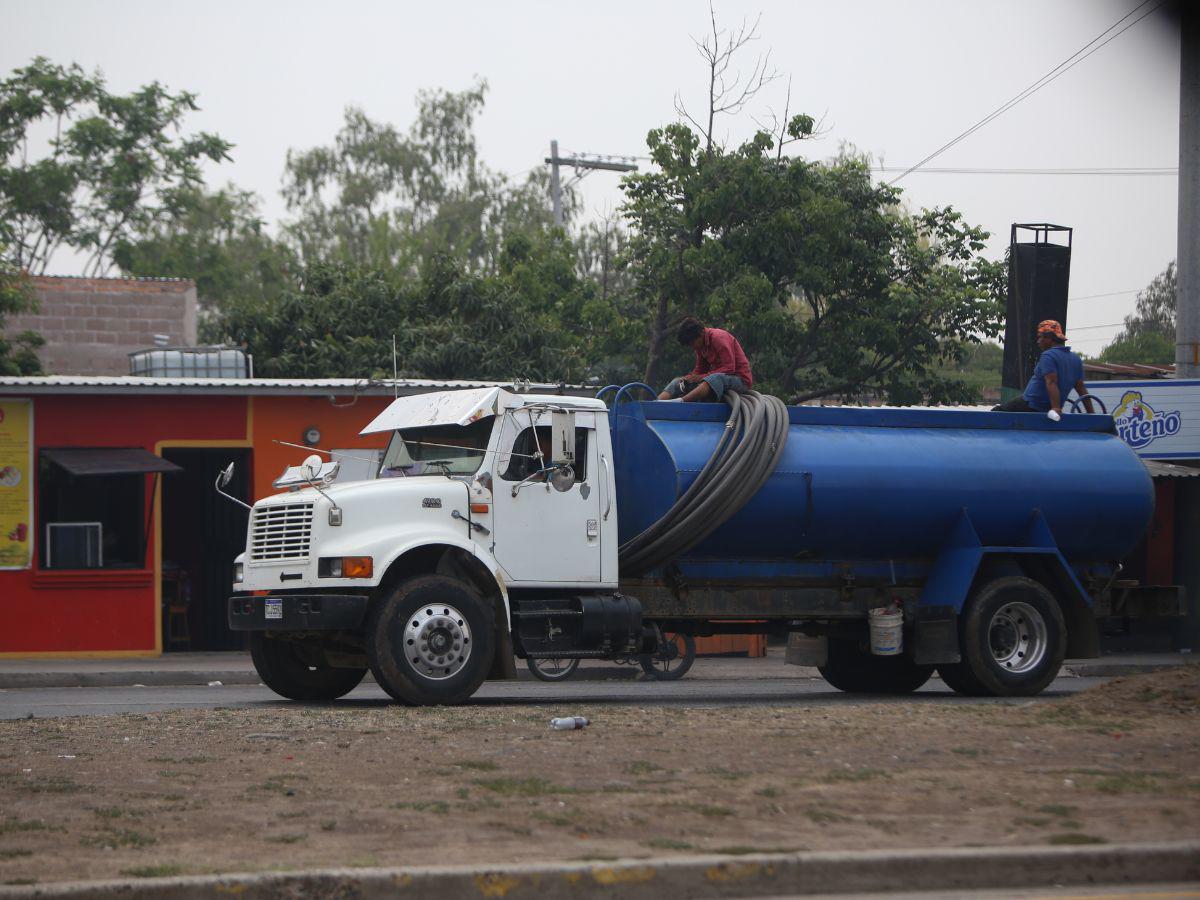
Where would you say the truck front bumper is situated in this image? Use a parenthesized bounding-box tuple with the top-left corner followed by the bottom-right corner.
(227, 594, 368, 632)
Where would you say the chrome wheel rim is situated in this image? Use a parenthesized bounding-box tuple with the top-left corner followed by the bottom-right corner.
(988, 601, 1047, 674)
(403, 604, 472, 680)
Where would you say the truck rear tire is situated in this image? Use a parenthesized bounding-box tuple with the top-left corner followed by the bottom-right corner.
(818, 637, 934, 693)
(249, 633, 367, 702)
(366, 574, 495, 706)
(944, 575, 1066, 697)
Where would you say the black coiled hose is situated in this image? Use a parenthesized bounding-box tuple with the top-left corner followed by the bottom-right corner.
(617, 390, 789, 575)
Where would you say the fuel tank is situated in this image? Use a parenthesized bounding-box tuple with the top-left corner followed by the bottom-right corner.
(611, 402, 1154, 564)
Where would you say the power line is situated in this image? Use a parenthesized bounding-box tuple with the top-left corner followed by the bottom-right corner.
(876, 166, 1176, 177)
(1068, 289, 1140, 302)
(889, 0, 1165, 185)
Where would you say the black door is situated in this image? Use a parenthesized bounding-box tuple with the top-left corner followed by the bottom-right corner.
(162, 449, 250, 651)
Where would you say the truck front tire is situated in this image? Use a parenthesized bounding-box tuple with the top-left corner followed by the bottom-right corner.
(818, 637, 934, 693)
(938, 576, 1066, 697)
(366, 574, 495, 706)
(249, 633, 367, 701)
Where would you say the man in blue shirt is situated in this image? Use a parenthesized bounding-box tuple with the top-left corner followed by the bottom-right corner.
(993, 320, 1095, 415)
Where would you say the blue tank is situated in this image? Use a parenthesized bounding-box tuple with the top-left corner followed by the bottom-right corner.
(611, 401, 1154, 566)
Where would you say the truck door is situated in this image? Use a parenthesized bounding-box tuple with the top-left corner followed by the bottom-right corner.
(490, 413, 602, 584)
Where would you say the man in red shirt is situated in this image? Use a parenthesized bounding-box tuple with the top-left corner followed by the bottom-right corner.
(657, 316, 754, 402)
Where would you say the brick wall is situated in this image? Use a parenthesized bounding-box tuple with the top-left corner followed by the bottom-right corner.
(8, 276, 198, 376)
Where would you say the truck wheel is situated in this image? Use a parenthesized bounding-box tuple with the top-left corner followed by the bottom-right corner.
(249, 633, 367, 702)
(365, 574, 495, 706)
(818, 637, 934, 693)
(951, 576, 1066, 697)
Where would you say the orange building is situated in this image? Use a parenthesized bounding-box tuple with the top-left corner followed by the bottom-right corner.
(0, 376, 565, 657)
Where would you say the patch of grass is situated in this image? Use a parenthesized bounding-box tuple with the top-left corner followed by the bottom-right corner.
(148, 756, 211, 764)
(625, 760, 662, 775)
(155, 770, 200, 780)
(18, 775, 83, 794)
(454, 759, 498, 772)
(702, 767, 750, 780)
(712, 845, 796, 855)
(805, 807, 849, 825)
(487, 821, 533, 836)
(90, 806, 135, 820)
(1047, 833, 1107, 845)
(455, 787, 470, 800)
(472, 777, 575, 797)
(0, 849, 33, 860)
(1092, 773, 1161, 794)
(755, 786, 781, 798)
(1013, 816, 1052, 828)
(817, 768, 890, 783)
(121, 865, 183, 878)
(265, 833, 307, 844)
(676, 803, 734, 818)
(394, 800, 449, 815)
(1037, 804, 1077, 818)
(321, 821, 338, 832)
(80, 828, 156, 849)
(645, 837, 693, 851)
(0, 818, 62, 836)
(951, 747, 980, 757)
(247, 774, 309, 795)
(3, 879, 37, 886)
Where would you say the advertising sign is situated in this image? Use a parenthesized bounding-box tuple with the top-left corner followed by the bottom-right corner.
(1084, 380, 1200, 460)
(0, 398, 33, 569)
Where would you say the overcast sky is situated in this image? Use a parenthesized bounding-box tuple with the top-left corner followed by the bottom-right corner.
(2, 0, 1182, 353)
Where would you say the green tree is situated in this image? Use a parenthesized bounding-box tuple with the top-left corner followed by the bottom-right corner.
(0, 249, 44, 375)
(1098, 261, 1176, 365)
(0, 57, 231, 275)
(112, 184, 297, 333)
(281, 82, 571, 273)
(620, 125, 1005, 403)
(210, 228, 604, 382)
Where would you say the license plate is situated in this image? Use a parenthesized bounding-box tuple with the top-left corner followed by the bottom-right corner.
(264, 599, 283, 620)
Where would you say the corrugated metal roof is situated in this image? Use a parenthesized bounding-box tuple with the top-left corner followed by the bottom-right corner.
(0, 375, 593, 398)
(1085, 362, 1175, 378)
(1143, 460, 1200, 479)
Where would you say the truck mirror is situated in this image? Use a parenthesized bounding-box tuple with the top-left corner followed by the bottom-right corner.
(218, 462, 235, 488)
(551, 410, 575, 466)
(550, 464, 576, 493)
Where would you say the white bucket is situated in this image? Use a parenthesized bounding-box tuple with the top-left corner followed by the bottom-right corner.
(868, 607, 903, 656)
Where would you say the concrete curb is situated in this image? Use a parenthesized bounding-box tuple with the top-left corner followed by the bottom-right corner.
(1, 841, 1196, 899)
(0, 666, 647, 690)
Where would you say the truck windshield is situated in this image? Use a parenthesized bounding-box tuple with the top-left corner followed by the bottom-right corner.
(378, 418, 493, 478)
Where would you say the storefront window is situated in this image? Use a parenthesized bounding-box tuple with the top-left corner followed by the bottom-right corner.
(39, 455, 146, 570)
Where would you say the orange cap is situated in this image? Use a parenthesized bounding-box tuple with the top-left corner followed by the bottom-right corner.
(1038, 319, 1066, 341)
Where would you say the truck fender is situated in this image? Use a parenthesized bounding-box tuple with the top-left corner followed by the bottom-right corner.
(375, 540, 517, 680)
(915, 510, 1097, 664)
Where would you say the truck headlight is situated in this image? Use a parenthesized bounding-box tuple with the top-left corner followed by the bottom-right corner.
(318, 556, 373, 578)
(233, 561, 244, 584)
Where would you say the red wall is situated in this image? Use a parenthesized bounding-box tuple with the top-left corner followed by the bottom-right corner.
(0, 394, 247, 656)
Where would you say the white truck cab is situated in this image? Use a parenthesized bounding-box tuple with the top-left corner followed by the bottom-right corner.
(227, 387, 645, 705)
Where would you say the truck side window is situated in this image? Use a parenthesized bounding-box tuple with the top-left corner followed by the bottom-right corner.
(500, 426, 589, 482)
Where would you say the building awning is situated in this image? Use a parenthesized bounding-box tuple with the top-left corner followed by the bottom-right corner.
(1143, 460, 1200, 479)
(42, 448, 183, 477)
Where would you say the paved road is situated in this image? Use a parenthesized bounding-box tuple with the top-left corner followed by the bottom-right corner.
(0, 673, 1109, 719)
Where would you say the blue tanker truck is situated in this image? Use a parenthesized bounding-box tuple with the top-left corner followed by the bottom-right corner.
(225, 383, 1154, 705)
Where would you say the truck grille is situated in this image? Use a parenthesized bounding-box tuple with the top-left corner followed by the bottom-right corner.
(249, 502, 314, 561)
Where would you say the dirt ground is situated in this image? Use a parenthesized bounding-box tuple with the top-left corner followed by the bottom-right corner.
(1, 667, 1198, 887)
